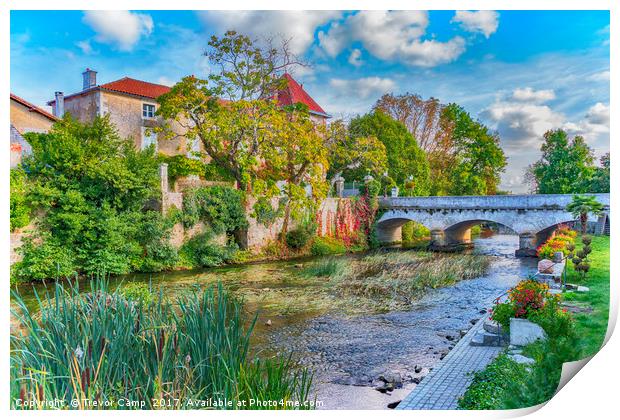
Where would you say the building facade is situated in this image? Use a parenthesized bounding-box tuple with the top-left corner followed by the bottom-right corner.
(10, 93, 58, 167)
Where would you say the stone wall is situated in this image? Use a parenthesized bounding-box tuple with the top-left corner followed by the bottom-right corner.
(239, 197, 343, 250)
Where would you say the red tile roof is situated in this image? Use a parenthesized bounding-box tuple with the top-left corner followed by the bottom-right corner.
(100, 77, 171, 99)
(277, 73, 329, 118)
(11, 93, 58, 121)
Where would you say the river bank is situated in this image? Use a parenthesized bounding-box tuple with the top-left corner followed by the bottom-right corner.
(10, 234, 537, 410)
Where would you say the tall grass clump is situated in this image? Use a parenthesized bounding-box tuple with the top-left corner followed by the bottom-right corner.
(11, 280, 313, 410)
(335, 252, 490, 310)
(300, 258, 346, 278)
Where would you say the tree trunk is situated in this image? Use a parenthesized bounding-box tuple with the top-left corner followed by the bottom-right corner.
(580, 213, 588, 234)
(280, 201, 291, 239)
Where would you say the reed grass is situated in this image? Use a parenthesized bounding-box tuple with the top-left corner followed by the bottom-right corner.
(10, 280, 313, 410)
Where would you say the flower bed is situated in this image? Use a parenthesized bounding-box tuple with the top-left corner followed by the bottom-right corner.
(491, 279, 573, 338)
(536, 225, 577, 260)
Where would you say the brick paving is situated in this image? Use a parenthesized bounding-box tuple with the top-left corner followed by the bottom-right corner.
(396, 316, 502, 410)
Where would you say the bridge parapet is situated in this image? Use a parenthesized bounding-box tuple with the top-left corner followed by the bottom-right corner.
(379, 193, 610, 211)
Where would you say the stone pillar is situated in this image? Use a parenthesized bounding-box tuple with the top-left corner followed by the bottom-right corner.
(516, 232, 537, 257)
(334, 176, 345, 198)
(430, 229, 445, 247)
(159, 163, 169, 193)
(595, 213, 608, 235)
(390, 186, 399, 197)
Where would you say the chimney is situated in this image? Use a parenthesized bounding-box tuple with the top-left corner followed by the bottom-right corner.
(54, 91, 65, 117)
(82, 68, 97, 90)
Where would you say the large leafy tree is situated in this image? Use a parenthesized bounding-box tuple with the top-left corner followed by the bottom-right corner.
(349, 111, 430, 196)
(16, 116, 176, 280)
(325, 119, 387, 184)
(261, 104, 330, 235)
(441, 104, 506, 196)
(157, 31, 306, 191)
(527, 129, 595, 194)
(566, 195, 604, 234)
(588, 153, 610, 193)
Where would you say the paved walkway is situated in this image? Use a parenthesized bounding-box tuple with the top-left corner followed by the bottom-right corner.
(397, 316, 502, 410)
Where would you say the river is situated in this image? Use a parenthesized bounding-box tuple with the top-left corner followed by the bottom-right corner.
(11, 233, 537, 410)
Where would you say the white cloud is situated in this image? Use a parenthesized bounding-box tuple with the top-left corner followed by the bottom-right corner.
(587, 70, 610, 82)
(452, 11, 499, 38)
(329, 77, 395, 100)
(318, 11, 466, 67)
(348, 49, 363, 67)
(512, 87, 556, 103)
(83, 11, 153, 51)
(483, 101, 565, 149)
(197, 11, 340, 55)
(564, 102, 610, 139)
(76, 40, 93, 55)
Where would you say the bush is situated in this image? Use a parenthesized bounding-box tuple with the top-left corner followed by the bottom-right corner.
(12, 234, 77, 283)
(490, 279, 573, 339)
(119, 282, 155, 305)
(285, 225, 314, 250)
(181, 185, 247, 233)
(180, 232, 238, 268)
(16, 116, 170, 281)
(458, 354, 529, 409)
(310, 236, 347, 256)
(157, 153, 205, 182)
(10, 168, 31, 232)
(10, 281, 313, 410)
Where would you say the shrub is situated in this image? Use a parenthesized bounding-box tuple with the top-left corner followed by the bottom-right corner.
(16, 116, 173, 281)
(10, 281, 313, 410)
(252, 196, 284, 227)
(181, 185, 247, 233)
(310, 236, 347, 256)
(158, 154, 205, 182)
(12, 234, 77, 282)
(180, 232, 239, 268)
(285, 225, 314, 250)
(458, 354, 529, 409)
(491, 279, 573, 339)
(119, 282, 155, 305)
(10, 168, 31, 232)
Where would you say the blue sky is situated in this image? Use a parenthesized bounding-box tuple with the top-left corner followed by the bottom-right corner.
(10, 10, 610, 192)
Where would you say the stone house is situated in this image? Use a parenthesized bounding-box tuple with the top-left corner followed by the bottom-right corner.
(47, 69, 329, 163)
(10, 93, 58, 167)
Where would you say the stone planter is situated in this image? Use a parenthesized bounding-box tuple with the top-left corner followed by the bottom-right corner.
(509, 318, 547, 346)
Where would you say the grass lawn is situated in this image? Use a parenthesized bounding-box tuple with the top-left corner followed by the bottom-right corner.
(458, 235, 610, 410)
(563, 235, 610, 356)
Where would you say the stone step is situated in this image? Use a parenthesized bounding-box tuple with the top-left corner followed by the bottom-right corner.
(483, 319, 502, 335)
(470, 331, 504, 347)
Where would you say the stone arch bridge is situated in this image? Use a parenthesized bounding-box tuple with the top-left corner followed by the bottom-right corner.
(376, 194, 610, 256)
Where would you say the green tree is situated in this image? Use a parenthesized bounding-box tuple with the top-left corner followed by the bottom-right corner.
(349, 111, 430, 196)
(325, 119, 387, 186)
(588, 153, 610, 193)
(10, 167, 31, 232)
(261, 104, 329, 235)
(157, 32, 306, 191)
(15, 116, 175, 280)
(528, 129, 596, 194)
(441, 104, 506, 195)
(566, 195, 604, 234)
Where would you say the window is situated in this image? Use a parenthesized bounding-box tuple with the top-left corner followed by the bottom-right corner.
(142, 103, 155, 119)
(141, 127, 157, 151)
